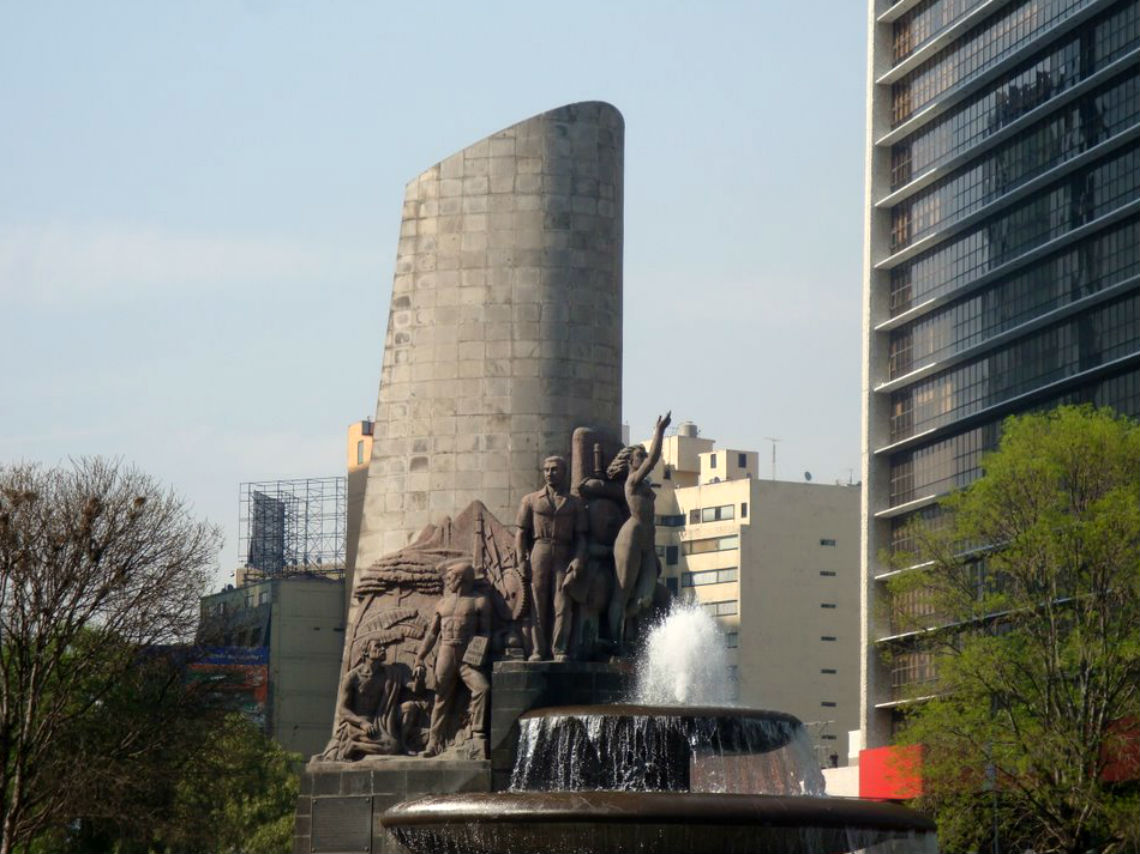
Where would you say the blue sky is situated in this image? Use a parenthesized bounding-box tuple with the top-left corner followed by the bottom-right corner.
(0, 1, 869, 586)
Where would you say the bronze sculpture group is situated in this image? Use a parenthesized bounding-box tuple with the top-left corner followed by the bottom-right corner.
(321, 413, 672, 762)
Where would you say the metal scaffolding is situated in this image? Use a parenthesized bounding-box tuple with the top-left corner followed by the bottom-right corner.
(238, 477, 346, 579)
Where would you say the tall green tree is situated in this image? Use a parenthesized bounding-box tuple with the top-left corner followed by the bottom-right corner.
(0, 459, 221, 854)
(889, 406, 1140, 854)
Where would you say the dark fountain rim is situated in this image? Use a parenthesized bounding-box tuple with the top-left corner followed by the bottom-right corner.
(380, 791, 936, 833)
(518, 704, 804, 725)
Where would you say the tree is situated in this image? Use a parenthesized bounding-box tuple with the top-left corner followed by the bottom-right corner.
(889, 406, 1140, 854)
(159, 713, 300, 854)
(31, 707, 301, 854)
(0, 458, 222, 854)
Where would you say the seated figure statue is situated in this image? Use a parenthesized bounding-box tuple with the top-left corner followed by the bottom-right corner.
(325, 637, 407, 760)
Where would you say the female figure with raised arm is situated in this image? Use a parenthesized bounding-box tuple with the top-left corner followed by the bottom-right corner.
(607, 411, 670, 654)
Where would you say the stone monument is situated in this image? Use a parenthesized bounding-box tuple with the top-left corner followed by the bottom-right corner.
(293, 99, 939, 854)
(354, 100, 624, 566)
(296, 102, 653, 854)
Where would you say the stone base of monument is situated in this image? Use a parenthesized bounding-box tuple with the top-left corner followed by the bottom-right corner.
(489, 659, 631, 791)
(294, 659, 631, 854)
(296, 758, 491, 854)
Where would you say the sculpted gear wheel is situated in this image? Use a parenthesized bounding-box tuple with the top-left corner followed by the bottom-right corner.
(499, 567, 528, 621)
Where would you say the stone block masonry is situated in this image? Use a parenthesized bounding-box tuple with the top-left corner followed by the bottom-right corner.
(295, 661, 631, 853)
(356, 102, 625, 567)
(489, 660, 631, 792)
(297, 759, 490, 854)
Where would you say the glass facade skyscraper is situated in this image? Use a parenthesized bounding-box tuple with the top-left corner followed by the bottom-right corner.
(860, 0, 1139, 749)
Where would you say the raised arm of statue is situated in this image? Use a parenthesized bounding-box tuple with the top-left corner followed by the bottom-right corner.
(630, 411, 671, 488)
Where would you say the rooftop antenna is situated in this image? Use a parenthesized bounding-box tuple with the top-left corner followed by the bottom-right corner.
(763, 437, 781, 481)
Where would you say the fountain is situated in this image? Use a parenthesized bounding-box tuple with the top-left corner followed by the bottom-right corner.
(380, 606, 937, 853)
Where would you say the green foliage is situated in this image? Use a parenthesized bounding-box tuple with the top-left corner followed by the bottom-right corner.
(29, 710, 299, 854)
(1, 459, 298, 854)
(888, 406, 1140, 854)
(161, 713, 300, 854)
(1, 459, 221, 854)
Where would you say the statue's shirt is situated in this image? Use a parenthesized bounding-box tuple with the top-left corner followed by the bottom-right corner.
(517, 486, 587, 543)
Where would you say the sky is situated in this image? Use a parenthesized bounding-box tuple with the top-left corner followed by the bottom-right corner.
(0, 1, 869, 589)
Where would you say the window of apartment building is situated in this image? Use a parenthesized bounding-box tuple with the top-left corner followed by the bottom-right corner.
(820, 603, 837, 609)
(664, 577, 678, 595)
(740, 502, 747, 518)
(702, 599, 738, 617)
(724, 632, 739, 649)
(820, 570, 836, 576)
(701, 504, 735, 523)
(821, 668, 837, 674)
(710, 453, 717, 468)
(682, 535, 739, 555)
(821, 635, 837, 641)
(821, 701, 837, 708)
(665, 545, 679, 566)
(737, 453, 747, 467)
(258, 591, 269, 605)
(356, 440, 365, 465)
(689, 508, 700, 524)
(656, 514, 685, 527)
(682, 567, 739, 587)
(820, 538, 837, 546)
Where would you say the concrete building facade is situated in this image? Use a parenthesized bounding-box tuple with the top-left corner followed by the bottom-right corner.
(647, 425, 862, 767)
(356, 102, 625, 569)
(199, 576, 345, 758)
(861, 0, 1140, 752)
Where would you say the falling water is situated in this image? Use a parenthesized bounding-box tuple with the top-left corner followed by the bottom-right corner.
(510, 602, 827, 795)
(634, 602, 733, 705)
(510, 707, 826, 795)
(387, 606, 939, 853)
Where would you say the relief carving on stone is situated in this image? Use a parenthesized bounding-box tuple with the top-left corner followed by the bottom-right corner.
(324, 419, 674, 763)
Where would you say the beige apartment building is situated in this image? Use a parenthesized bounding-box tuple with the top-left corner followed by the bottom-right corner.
(647, 423, 861, 766)
(346, 418, 375, 612)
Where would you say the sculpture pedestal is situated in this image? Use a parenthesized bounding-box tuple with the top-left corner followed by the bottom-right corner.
(489, 659, 631, 791)
(296, 758, 490, 854)
(294, 659, 631, 853)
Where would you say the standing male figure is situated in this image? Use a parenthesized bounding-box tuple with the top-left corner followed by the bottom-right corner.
(515, 455, 588, 661)
(413, 561, 492, 757)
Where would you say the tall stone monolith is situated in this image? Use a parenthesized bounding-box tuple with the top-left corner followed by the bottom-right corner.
(355, 102, 625, 568)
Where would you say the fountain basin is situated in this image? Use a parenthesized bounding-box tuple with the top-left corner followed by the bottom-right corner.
(519, 704, 803, 744)
(512, 704, 824, 795)
(381, 791, 938, 854)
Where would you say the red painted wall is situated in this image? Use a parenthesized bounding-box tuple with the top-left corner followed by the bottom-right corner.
(859, 744, 924, 800)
